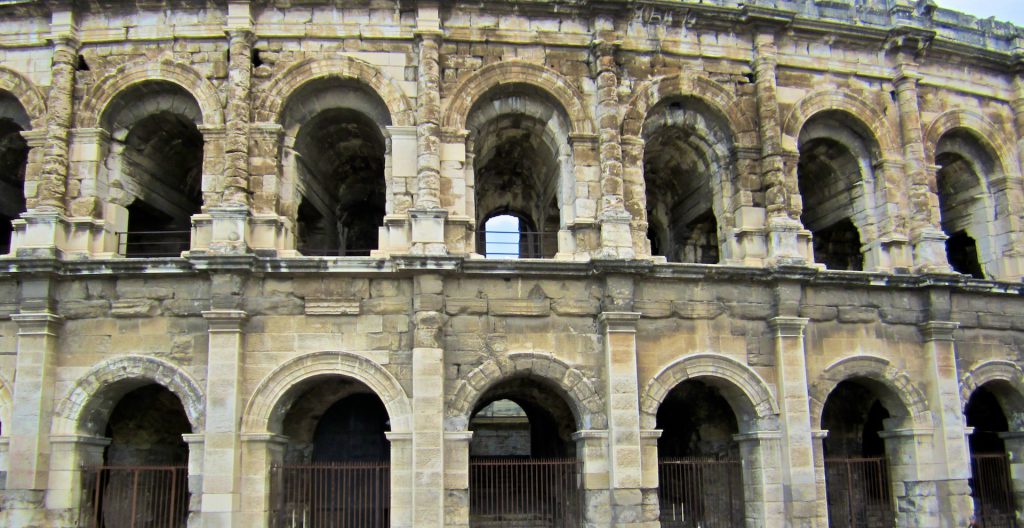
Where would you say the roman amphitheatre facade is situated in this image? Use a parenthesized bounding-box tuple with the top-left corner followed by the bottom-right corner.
(0, 0, 1021, 527)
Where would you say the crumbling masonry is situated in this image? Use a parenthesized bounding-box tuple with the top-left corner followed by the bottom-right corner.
(0, 0, 1022, 527)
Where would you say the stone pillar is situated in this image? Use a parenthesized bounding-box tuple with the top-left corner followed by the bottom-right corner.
(752, 29, 796, 267)
(248, 124, 289, 255)
(3, 304, 62, 525)
(381, 126, 416, 255)
(183, 433, 205, 527)
(811, 430, 829, 526)
(999, 431, 1024, 524)
(412, 274, 445, 526)
(878, 427, 941, 528)
(36, 35, 77, 213)
(411, 5, 448, 255)
(238, 433, 286, 528)
(387, 432, 414, 528)
(621, 136, 649, 258)
(200, 308, 247, 527)
(892, 61, 949, 272)
(44, 434, 108, 526)
(1003, 68, 1024, 279)
(638, 430, 661, 524)
(593, 37, 633, 259)
(599, 311, 644, 525)
(769, 316, 818, 527)
(919, 321, 973, 526)
(442, 431, 472, 528)
(574, 429, 610, 526)
(734, 431, 785, 527)
(10, 130, 71, 258)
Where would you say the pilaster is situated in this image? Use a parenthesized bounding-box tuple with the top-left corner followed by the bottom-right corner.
(599, 311, 644, 525)
(919, 321, 973, 526)
(200, 309, 247, 527)
(753, 28, 786, 267)
(593, 35, 633, 259)
(412, 274, 445, 526)
(238, 433, 286, 528)
(442, 431, 472, 528)
(412, 15, 447, 255)
(769, 315, 818, 527)
(574, 429, 611, 527)
(889, 42, 949, 273)
(3, 308, 63, 526)
(36, 26, 78, 213)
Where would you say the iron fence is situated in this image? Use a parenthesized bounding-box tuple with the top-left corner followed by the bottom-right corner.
(825, 457, 896, 528)
(80, 465, 189, 528)
(117, 230, 191, 258)
(469, 457, 583, 527)
(972, 452, 1018, 528)
(269, 461, 390, 528)
(658, 457, 744, 528)
(475, 230, 558, 259)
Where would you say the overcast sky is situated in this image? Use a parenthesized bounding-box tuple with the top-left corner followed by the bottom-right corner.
(937, 0, 1024, 25)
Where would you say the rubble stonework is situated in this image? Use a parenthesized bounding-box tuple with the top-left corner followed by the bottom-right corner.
(0, 0, 1020, 527)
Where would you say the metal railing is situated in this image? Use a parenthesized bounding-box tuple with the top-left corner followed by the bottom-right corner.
(269, 461, 390, 528)
(80, 465, 189, 528)
(824, 457, 896, 528)
(971, 452, 1017, 528)
(658, 457, 744, 528)
(475, 230, 558, 259)
(117, 230, 191, 258)
(469, 457, 583, 527)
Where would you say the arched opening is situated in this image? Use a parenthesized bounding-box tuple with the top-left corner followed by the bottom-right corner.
(935, 130, 998, 279)
(468, 376, 582, 526)
(966, 385, 1017, 527)
(82, 384, 192, 528)
(470, 86, 571, 259)
(821, 380, 896, 528)
(480, 212, 540, 259)
(283, 79, 389, 257)
(101, 82, 204, 257)
(272, 376, 391, 527)
(798, 112, 881, 271)
(642, 98, 731, 264)
(0, 116, 27, 254)
(656, 379, 743, 526)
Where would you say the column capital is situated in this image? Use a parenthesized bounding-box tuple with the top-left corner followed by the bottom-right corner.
(919, 320, 958, 342)
(202, 309, 247, 331)
(599, 311, 640, 333)
(733, 430, 782, 443)
(12, 312, 63, 334)
(571, 429, 608, 442)
(239, 433, 288, 445)
(768, 316, 808, 337)
(443, 431, 473, 442)
(49, 434, 110, 447)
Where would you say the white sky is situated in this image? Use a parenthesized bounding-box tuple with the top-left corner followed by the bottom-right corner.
(937, 0, 1024, 25)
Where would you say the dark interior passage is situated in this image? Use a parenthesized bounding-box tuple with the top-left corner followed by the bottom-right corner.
(0, 117, 27, 253)
(656, 379, 744, 527)
(965, 386, 1017, 528)
(821, 380, 895, 528)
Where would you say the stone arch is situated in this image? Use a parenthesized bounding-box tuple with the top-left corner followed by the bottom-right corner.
(924, 110, 1020, 178)
(621, 72, 757, 145)
(77, 60, 224, 129)
(960, 359, 1024, 417)
(809, 355, 931, 430)
(442, 61, 594, 135)
(445, 352, 605, 432)
(782, 90, 901, 158)
(242, 351, 412, 434)
(51, 355, 205, 436)
(0, 66, 46, 129)
(639, 353, 779, 431)
(255, 57, 415, 127)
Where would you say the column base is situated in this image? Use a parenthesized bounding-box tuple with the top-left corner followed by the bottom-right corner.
(410, 208, 448, 256)
(597, 212, 635, 259)
(911, 228, 954, 274)
(766, 215, 815, 267)
(8, 210, 110, 259)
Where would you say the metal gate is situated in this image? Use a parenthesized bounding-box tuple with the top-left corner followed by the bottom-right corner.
(269, 461, 390, 528)
(972, 453, 1018, 528)
(825, 457, 896, 528)
(80, 466, 189, 528)
(469, 457, 583, 527)
(657, 457, 744, 528)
